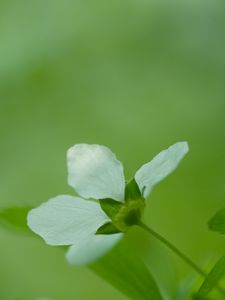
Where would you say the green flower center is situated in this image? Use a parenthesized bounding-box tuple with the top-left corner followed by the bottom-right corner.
(96, 179, 146, 234)
(113, 198, 145, 232)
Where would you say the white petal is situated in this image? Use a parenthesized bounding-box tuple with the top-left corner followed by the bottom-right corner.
(67, 144, 125, 202)
(27, 195, 109, 246)
(66, 232, 123, 266)
(135, 142, 189, 198)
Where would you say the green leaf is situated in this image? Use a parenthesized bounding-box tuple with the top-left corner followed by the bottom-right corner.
(96, 222, 121, 234)
(192, 293, 211, 299)
(125, 179, 142, 201)
(0, 206, 32, 234)
(99, 198, 122, 219)
(208, 207, 225, 234)
(197, 254, 225, 299)
(90, 240, 163, 300)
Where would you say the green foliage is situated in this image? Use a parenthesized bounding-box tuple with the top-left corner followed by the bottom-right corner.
(192, 294, 211, 299)
(125, 179, 142, 201)
(196, 255, 225, 299)
(176, 274, 201, 300)
(91, 241, 163, 300)
(96, 222, 121, 234)
(208, 207, 225, 234)
(99, 198, 123, 219)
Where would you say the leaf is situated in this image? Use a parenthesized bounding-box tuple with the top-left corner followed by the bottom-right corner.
(192, 293, 211, 299)
(196, 254, 225, 299)
(90, 240, 163, 300)
(125, 179, 142, 201)
(96, 222, 121, 234)
(0, 206, 32, 234)
(176, 273, 201, 300)
(208, 207, 225, 234)
(99, 198, 122, 219)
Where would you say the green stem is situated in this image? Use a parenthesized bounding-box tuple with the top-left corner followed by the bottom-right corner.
(139, 222, 225, 297)
(139, 222, 207, 277)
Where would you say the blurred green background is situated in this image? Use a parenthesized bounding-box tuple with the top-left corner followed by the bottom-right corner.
(1, 0, 225, 299)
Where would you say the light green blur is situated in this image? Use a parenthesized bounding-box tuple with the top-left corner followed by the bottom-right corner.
(0, 0, 225, 299)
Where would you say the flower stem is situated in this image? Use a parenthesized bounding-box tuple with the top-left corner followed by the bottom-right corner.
(139, 222, 206, 276)
(139, 222, 225, 297)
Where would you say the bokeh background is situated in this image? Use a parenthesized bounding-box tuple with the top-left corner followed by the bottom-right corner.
(1, 0, 225, 299)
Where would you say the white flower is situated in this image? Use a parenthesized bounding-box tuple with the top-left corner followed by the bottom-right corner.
(27, 142, 188, 266)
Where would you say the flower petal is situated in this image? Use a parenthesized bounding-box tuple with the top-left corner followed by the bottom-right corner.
(67, 144, 125, 202)
(27, 195, 109, 246)
(66, 232, 123, 266)
(135, 142, 189, 198)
